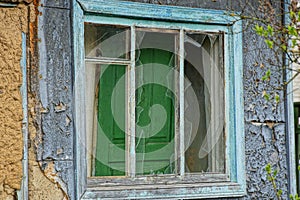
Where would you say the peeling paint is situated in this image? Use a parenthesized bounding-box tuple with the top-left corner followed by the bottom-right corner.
(245, 123, 288, 199)
(41, 161, 69, 200)
(28, 146, 65, 200)
(25, 0, 72, 199)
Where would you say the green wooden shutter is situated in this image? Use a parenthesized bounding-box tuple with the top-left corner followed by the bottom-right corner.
(95, 35, 175, 176)
(135, 48, 175, 175)
(95, 64, 126, 176)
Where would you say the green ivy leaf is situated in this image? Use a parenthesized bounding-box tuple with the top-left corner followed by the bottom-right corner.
(277, 189, 282, 196)
(267, 25, 274, 36)
(265, 163, 271, 173)
(254, 24, 264, 36)
(288, 25, 297, 37)
(281, 44, 287, 51)
(292, 39, 297, 48)
(264, 93, 270, 101)
(273, 169, 278, 177)
(266, 69, 271, 77)
(275, 94, 280, 104)
(290, 11, 296, 19)
(262, 69, 271, 81)
(265, 39, 274, 49)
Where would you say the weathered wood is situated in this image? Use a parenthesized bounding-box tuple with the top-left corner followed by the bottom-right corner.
(85, 57, 130, 65)
(179, 29, 185, 176)
(231, 20, 245, 186)
(136, 27, 179, 33)
(73, 1, 87, 198)
(85, 15, 231, 33)
(127, 26, 136, 177)
(78, 0, 238, 25)
(87, 173, 229, 187)
(82, 182, 244, 199)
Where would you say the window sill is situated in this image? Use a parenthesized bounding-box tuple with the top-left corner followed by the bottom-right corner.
(81, 181, 245, 199)
(87, 173, 230, 186)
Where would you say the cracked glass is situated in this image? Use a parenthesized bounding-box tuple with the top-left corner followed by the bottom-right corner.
(85, 24, 225, 177)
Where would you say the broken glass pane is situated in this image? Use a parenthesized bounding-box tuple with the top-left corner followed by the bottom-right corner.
(84, 23, 130, 59)
(135, 30, 177, 175)
(86, 63, 127, 176)
(184, 33, 225, 173)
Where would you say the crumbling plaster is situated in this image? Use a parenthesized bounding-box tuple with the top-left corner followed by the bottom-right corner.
(0, 0, 33, 3)
(0, 4, 27, 199)
(0, 1, 70, 199)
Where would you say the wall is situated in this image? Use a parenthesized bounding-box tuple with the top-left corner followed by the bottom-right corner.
(0, 0, 292, 199)
(0, 1, 72, 199)
(0, 4, 27, 199)
(0, 0, 288, 199)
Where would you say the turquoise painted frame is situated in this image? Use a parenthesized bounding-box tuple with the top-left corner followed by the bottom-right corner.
(73, 0, 245, 199)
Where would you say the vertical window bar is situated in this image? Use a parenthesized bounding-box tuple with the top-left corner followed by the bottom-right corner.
(126, 25, 136, 177)
(224, 34, 231, 177)
(179, 29, 185, 176)
(174, 34, 180, 175)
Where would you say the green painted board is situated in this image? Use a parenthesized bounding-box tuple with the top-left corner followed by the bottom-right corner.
(95, 32, 175, 176)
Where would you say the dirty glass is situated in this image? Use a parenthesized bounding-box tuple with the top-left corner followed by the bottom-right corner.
(84, 23, 130, 59)
(86, 63, 127, 176)
(184, 33, 225, 173)
(85, 26, 226, 177)
(135, 31, 177, 175)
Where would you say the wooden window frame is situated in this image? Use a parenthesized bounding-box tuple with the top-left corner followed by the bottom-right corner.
(73, 0, 245, 199)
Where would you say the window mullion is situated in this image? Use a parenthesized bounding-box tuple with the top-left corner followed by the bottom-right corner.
(179, 29, 185, 176)
(174, 34, 179, 174)
(85, 57, 131, 65)
(126, 25, 136, 177)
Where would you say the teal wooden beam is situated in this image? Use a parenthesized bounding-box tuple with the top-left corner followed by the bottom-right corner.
(77, 0, 238, 25)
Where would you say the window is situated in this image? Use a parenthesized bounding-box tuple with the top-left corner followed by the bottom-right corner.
(74, 1, 245, 199)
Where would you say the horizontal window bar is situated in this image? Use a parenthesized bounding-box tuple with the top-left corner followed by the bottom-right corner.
(84, 15, 231, 33)
(136, 27, 179, 33)
(85, 57, 131, 65)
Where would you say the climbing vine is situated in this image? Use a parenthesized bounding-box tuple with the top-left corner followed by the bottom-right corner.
(230, 0, 300, 101)
(228, 0, 299, 199)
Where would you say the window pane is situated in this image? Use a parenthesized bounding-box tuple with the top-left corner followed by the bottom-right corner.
(86, 63, 127, 176)
(184, 33, 225, 173)
(84, 23, 130, 59)
(135, 31, 177, 175)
